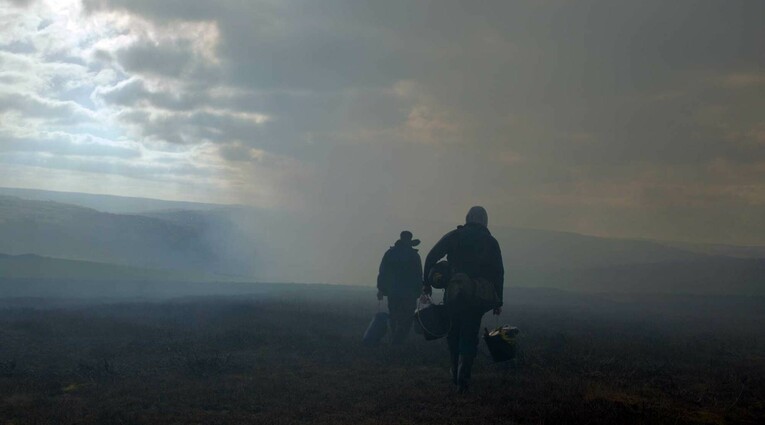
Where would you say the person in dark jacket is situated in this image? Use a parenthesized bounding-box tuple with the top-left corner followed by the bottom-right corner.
(423, 206, 504, 393)
(377, 231, 424, 344)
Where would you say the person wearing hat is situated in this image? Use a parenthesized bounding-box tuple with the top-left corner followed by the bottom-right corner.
(423, 206, 504, 393)
(377, 230, 423, 344)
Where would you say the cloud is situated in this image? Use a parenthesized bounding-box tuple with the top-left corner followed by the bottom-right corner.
(116, 40, 194, 78)
(0, 146, 214, 182)
(0, 131, 140, 159)
(3, 0, 36, 7)
(1, 0, 765, 246)
(94, 77, 207, 111)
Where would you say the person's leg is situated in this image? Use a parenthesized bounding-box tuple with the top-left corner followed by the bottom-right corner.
(390, 297, 401, 344)
(395, 297, 416, 343)
(457, 309, 484, 393)
(458, 309, 483, 356)
(447, 312, 462, 385)
(390, 296, 414, 344)
(387, 296, 399, 342)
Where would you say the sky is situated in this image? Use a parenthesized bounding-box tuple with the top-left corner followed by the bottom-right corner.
(1, 0, 764, 245)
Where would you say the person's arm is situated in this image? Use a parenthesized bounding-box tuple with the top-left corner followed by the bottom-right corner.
(490, 237, 505, 313)
(423, 230, 455, 280)
(416, 253, 423, 283)
(411, 251, 423, 294)
(422, 230, 455, 294)
(377, 249, 391, 298)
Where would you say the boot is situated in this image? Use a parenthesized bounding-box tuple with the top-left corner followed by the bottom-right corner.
(449, 352, 459, 385)
(457, 355, 474, 394)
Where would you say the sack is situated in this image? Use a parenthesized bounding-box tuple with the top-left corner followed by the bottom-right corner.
(362, 312, 389, 344)
(474, 277, 500, 313)
(414, 299, 450, 341)
(445, 273, 473, 311)
(446, 273, 500, 313)
(483, 325, 519, 362)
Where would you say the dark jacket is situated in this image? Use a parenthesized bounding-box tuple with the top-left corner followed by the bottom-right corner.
(377, 241, 423, 298)
(423, 223, 505, 305)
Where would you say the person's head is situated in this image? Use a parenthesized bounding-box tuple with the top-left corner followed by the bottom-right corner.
(465, 206, 488, 227)
(398, 230, 420, 247)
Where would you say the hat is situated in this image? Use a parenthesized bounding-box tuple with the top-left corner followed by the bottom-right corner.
(399, 230, 421, 247)
(465, 206, 488, 227)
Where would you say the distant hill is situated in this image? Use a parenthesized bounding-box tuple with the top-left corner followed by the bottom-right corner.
(2, 188, 763, 295)
(0, 196, 253, 276)
(0, 186, 232, 214)
(658, 240, 765, 259)
(512, 257, 765, 296)
(0, 253, 233, 282)
(492, 227, 706, 269)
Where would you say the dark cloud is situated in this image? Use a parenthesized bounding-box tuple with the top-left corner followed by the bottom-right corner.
(113, 107, 268, 148)
(94, 78, 209, 111)
(116, 40, 195, 78)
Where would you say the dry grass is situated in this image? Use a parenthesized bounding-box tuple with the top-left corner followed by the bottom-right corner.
(0, 290, 763, 424)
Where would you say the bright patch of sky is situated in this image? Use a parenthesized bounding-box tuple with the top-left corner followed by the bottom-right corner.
(0, 0, 261, 203)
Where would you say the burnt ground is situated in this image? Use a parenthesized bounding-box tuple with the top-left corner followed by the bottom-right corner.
(0, 284, 763, 424)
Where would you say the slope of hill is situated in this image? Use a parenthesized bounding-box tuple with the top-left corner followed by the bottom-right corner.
(0, 253, 232, 282)
(156, 210, 710, 285)
(0, 186, 231, 214)
(2, 189, 763, 295)
(659, 240, 765, 259)
(512, 256, 765, 296)
(492, 227, 706, 269)
(0, 196, 250, 276)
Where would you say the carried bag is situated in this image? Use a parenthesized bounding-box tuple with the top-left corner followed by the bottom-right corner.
(483, 325, 520, 362)
(362, 311, 389, 344)
(446, 273, 500, 313)
(412, 295, 425, 335)
(473, 277, 500, 312)
(412, 316, 424, 335)
(414, 296, 450, 341)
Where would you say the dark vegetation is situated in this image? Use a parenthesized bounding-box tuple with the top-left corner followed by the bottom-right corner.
(1, 285, 763, 424)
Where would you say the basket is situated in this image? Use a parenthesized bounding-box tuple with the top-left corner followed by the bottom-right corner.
(483, 325, 519, 362)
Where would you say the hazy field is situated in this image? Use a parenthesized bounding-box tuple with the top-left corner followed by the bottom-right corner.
(0, 284, 763, 424)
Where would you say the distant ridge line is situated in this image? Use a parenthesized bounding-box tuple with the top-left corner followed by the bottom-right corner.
(0, 186, 242, 214)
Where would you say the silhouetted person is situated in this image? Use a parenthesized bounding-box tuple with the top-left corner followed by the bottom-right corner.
(423, 206, 504, 393)
(377, 231, 423, 344)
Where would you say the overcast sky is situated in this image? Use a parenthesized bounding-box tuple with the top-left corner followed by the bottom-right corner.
(1, 0, 763, 244)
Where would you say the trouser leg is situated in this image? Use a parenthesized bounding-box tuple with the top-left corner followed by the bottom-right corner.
(389, 296, 415, 344)
(457, 354, 475, 393)
(458, 310, 484, 357)
(456, 310, 483, 393)
(447, 312, 462, 385)
(386, 298, 397, 338)
(397, 297, 415, 343)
